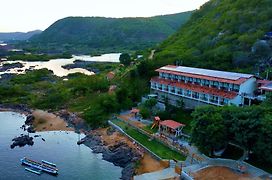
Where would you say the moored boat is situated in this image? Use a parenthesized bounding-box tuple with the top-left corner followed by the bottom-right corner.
(42, 160, 56, 167)
(21, 157, 58, 175)
(25, 167, 41, 175)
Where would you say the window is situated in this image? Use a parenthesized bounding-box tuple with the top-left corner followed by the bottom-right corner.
(234, 84, 240, 92)
(186, 90, 191, 96)
(192, 92, 199, 99)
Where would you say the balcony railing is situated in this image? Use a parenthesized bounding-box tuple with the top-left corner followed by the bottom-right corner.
(151, 81, 230, 106)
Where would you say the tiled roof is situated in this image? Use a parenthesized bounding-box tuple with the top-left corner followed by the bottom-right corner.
(154, 116, 160, 121)
(160, 120, 185, 129)
(156, 65, 253, 85)
(130, 108, 140, 113)
(151, 77, 238, 99)
(260, 82, 272, 92)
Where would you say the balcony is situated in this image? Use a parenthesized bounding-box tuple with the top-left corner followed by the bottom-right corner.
(219, 101, 225, 105)
(209, 99, 218, 104)
(192, 94, 199, 99)
(150, 77, 238, 100)
(201, 97, 208, 101)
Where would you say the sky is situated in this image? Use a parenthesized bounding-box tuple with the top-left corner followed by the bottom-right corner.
(1, 0, 209, 32)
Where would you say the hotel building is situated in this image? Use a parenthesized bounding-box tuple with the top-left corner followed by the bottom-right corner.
(150, 65, 263, 108)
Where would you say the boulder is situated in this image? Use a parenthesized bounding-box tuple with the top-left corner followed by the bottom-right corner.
(25, 115, 35, 125)
(10, 134, 34, 148)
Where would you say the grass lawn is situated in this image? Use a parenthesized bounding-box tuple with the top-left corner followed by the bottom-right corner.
(142, 124, 158, 134)
(111, 119, 186, 161)
(220, 144, 244, 160)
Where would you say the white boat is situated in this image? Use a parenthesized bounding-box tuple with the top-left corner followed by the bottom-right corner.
(25, 167, 41, 175)
(42, 160, 57, 167)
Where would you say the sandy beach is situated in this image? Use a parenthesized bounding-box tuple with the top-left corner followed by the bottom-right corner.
(32, 110, 74, 132)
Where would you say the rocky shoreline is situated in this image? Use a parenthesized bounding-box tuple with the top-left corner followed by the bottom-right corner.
(0, 62, 23, 72)
(62, 60, 100, 73)
(0, 104, 141, 180)
(79, 128, 142, 180)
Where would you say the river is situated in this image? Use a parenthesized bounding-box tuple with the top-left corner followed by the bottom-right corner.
(0, 53, 120, 77)
(0, 112, 122, 180)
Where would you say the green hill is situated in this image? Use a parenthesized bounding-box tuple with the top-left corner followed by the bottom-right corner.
(28, 12, 193, 53)
(0, 30, 42, 41)
(153, 0, 272, 72)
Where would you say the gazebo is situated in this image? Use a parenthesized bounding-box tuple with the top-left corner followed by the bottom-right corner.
(159, 120, 185, 137)
(130, 108, 140, 117)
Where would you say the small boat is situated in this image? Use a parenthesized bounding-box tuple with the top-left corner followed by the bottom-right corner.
(21, 157, 58, 175)
(25, 167, 41, 175)
(42, 160, 56, 167)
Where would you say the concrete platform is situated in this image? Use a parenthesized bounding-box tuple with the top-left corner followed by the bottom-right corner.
(134, 168, 179, 180)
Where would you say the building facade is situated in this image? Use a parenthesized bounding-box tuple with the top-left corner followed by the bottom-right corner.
(150, 65, 263, 108)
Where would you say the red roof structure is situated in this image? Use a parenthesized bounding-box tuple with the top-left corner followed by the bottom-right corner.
(151, 77, 237, 99)
(130, 108, 140, 113)
(154, 116, 160, 121)
(160, 120, 185, 130)
(107, 71, 115, 80)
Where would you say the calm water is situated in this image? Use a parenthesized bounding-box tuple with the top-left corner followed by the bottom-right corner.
(0, 53, 120, 77)
(0, 112, 122, 180)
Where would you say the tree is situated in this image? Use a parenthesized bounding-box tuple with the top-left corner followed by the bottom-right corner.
(139, 107, 150, 119)
(83, 106, 107, 128)
(191, 106, 228, 156)
(229, 106, 262, 153)
(253, 113, 272, 163)
(144, 98, 157, 109)
(262, 92, 272, 107)
(115, 87, 133, 109)
(119, 53, 132, 66)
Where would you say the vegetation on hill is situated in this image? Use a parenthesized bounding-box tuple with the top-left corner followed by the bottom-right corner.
(153, 0, 272, 73)
(0, 30, 42, 41)
(23, 12, 193, 54)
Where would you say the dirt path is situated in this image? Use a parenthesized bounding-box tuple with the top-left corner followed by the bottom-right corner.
(136, 153, 168, 175)
(118, 114, 146, 128)
(148, 49, 156, 60)
(32, 110, 73, 132)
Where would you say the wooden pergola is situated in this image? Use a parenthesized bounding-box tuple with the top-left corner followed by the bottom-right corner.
(159, 120, 185, 137)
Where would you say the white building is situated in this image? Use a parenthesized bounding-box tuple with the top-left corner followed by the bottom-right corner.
(150, 65, 267, 108)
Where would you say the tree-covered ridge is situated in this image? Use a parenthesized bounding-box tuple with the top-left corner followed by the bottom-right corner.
(0, 30, 42, 41)
(28, 12, 193, 53)
(155, 0, 272, 72)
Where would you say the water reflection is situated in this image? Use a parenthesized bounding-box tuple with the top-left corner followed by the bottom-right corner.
(0, 53, 120, 77)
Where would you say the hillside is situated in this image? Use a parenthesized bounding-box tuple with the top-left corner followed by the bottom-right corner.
(27, 12, 193, 53)
(153, 0, 272, 73)
(0, 30, 42, 41)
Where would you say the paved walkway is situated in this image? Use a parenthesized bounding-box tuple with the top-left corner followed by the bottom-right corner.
(134, 168, 179, 180)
